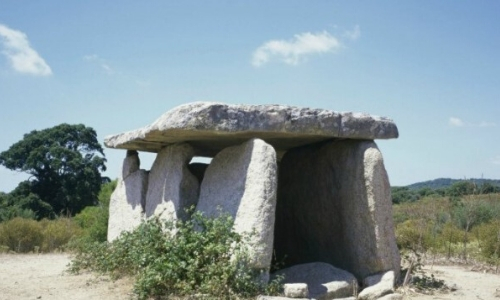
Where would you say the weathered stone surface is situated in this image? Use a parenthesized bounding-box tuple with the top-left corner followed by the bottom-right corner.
(274, 140, 400, 281)
(284, 283, 309, 298)
(256, 296, 309, 300)
(104, 102, 399, 156)
(108, 153, 148, 242)
(376, 293, 402, 300)
(145, 143, 199, 222)
(122, 150, 140, 178)
(358, 271, 395, 300)
(273, 262, 358, 299)
(196, 138, 277, 274)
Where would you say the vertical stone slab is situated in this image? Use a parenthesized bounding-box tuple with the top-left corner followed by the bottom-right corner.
(145, 143, 199, 222)
(333, 140, 400, 280)
(108, 151, 149, 242)
(196, 138, 278, 274)
(275, 140, 400, 280)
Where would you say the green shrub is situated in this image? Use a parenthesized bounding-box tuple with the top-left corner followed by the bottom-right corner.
(473, 220, 500, 264)
(73, 206, 108, 242)
(41, 218, 82, 252)
(72, 180, 116, 244)
(0, 217, 43, 252)
(0, 217, 82, 253)
(70, 211, 282, 299)
(396, 219, 436, 252)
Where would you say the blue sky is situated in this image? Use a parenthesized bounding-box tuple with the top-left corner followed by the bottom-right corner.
(0, 1, 499, 192)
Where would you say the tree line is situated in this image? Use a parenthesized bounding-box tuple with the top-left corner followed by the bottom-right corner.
(391, 180, 500, 204)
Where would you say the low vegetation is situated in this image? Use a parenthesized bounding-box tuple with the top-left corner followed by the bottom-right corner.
(0, 180, 115, 253)
(394, 181, 500, 273)
(70, 210, 282, 299)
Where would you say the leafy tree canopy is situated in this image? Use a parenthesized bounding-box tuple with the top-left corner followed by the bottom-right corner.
(0, 124, 106, 216)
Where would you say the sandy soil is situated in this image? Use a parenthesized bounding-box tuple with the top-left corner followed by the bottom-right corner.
(403, 265, 500, 300)
(1, 254, 500, 300)
(0, 253, 134, 300)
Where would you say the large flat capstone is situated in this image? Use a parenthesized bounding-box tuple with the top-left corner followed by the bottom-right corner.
(104, 102, 398, 156)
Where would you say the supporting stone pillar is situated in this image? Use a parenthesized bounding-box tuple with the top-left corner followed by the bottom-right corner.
(275, 140, 400, 280)
(145, 143, 199, 222)
(107, 150, 149, 242)
(196, 138, 278, 279)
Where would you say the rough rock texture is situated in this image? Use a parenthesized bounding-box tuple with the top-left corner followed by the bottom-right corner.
(358, 271, 395, 300)
(196, 138, 277, 274)
(104, 102, 399, 156)
(107, 151, 148, 242)
(377, 293, 403, 300)
(256, 297, 309, 300)
(273, 262, 358, 300)
(274, 140, 400, 281)
(122, 150, 140, 178)
(145, 143, 199, 222)
(284, 283, 309, 298)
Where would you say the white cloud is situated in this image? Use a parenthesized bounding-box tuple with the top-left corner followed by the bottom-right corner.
(0, 24, 52, 76)
(449, 117, 496, 128)
(492, 156, 500, 165)
(252, 31, 341, 67)
(478, 121, 496, 127)
(343, 25, 361, 41)
(449, 117, 464, 127)
(83, 54, 114, 75)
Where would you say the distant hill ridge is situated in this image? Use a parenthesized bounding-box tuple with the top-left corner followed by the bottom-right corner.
(406, 178, 500, 190)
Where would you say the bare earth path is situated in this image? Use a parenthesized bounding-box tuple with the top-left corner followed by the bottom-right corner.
(405, 265, 500, 300)
(0, 254, 134, 300)
(1, 254, 500, 300)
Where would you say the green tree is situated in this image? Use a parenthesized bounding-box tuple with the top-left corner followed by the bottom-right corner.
(480, 182, 500, 194)
(446, 181, 477, 197)
(0, 124, 106, 216)
(391, 186, 419, 204)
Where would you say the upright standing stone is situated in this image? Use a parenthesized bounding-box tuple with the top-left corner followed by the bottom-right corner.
(334, 141, 400, 280)
(275, 140, 400, 280)
(145, 143, 199, 222)
(196, 138, 278, 276)
(108, 151, 149, 242)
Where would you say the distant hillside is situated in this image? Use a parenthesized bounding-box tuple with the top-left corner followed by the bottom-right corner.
(406, 178, 500, 190)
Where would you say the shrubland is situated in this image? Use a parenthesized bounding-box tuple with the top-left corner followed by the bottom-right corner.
(0, 180, 115, 253)
(394, 189, 500, 272)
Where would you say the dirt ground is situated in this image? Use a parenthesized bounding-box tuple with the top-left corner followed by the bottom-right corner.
(1, 254, 500, 300)
(402, 265, 500, 300)
(0, 253, 134, 300)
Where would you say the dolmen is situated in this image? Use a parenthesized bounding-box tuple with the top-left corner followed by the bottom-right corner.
(105, 102, 401, 298)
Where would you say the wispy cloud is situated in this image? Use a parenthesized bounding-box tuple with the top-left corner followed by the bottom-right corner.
(83, 54, 115, 75)
(449, 117, 496, 128)
(0, 24, 52, 76)
(449, 117, 465, 127)
(343, 25, 361, 41)
(252, 31, 342, 67)
(478, 121, 496, 128)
